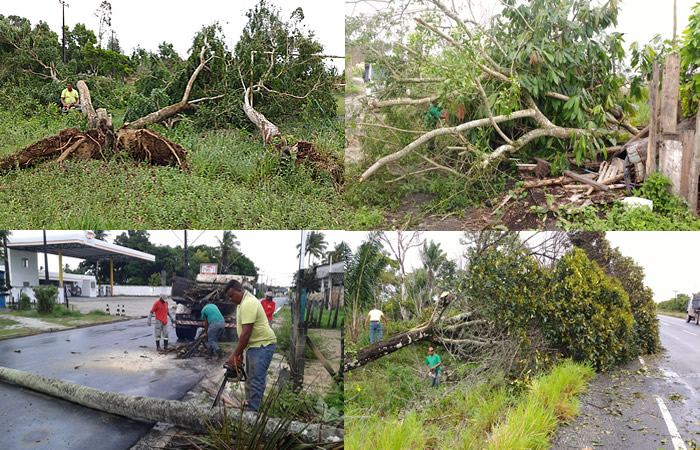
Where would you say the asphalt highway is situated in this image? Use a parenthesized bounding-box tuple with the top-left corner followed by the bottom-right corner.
(552, 314, 699, 449)
(0, 318, 205, 449)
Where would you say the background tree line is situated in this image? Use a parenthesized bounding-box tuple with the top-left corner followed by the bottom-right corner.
(0, 0, 339, 130)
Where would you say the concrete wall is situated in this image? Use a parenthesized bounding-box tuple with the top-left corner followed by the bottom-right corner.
(106, 285, 172, 297)
(8, 249, 39, 289)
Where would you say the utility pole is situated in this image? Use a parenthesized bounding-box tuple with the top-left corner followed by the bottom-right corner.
(59, 1, 69, 64)
(183, 230, 189, 279)
(42, 230, 49, 282)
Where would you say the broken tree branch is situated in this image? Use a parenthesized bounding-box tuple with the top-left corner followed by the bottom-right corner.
(126, 44, 213, 130)
(359, 109, 537, 181)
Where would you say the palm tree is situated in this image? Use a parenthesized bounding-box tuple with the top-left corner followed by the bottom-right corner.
(324, 241, 351, 263)
(297, 231, 327, 267)
(420, 240, 447, 311)
(345, 232, 388, 341)
(216, 231, 240, 274)
(92, 230, 109, 240)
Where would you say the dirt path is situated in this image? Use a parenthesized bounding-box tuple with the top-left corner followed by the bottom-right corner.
(2, 315, 69, 331)
(345, 77, 366, 166)
(304, 327, 341, 394)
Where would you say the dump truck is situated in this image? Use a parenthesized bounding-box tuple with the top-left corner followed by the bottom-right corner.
(171, 274, 255, 341)
(687, 294, 700, 325)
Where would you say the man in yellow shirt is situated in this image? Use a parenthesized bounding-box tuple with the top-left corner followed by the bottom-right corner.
(364, 308, 388, 344)
(61, 82, 81, 113)
(225, 279, 277, 411)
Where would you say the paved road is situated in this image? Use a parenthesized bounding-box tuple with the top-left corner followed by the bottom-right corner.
(0, 318, 206, 449)
(552, 314, 700, 449)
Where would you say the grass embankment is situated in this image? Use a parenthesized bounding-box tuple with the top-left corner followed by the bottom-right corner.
(0, 108, 347, 228)
(0, 317, 31, 337)
(346, 343, 594, 449)
(657, 310, 689, 320)
(5, 307, 123, 327)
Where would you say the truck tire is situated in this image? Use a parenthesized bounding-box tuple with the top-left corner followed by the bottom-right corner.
(688, 315, 692, 323)
(175, 313, 197, 340)
(220, 327, 239, 343)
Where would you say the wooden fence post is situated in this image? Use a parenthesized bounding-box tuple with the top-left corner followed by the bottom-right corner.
(646, 60, 660, 176)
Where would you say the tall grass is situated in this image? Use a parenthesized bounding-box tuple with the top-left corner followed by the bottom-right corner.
(488, 360, 595, 449)
(0, 110, 346, 228)
(346, 357, 595, 450)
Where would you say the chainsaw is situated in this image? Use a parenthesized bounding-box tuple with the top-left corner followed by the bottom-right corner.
(212, 360, 247, 408)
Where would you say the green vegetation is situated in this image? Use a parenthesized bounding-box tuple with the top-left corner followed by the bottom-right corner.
(0, 317, 19, 327)
(346, 346, 594, 449)
(34, 285, 58, 314)
(6, 307, 125, 327)
(657, 293, 691, 313)
(344, 0, 700, 230)
(0, 1, 347, 228)
(657, 310, 687, 320)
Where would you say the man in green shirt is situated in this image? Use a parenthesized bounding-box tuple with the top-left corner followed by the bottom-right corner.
(424, 97, 449, 150)
(60, 82, 81, 113)
(425, 346, 442, 387)
(225, 279, 277, 411)
(200, 299, 225, 360)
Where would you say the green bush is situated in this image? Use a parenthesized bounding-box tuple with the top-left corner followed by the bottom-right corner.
(51, 305, 83, 317)
(34, 285, 58, 315)
(19, 293, 31, 311)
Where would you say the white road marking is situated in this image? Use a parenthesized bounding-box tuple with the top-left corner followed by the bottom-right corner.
(655, 395, 687, 450)
(660, 321, 673, 326)
(681, 329, 698, 336)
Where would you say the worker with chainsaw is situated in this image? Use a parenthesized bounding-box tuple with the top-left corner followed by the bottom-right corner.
(261, 291, 275, 325)
(201, 298, 225, 360)
(225, 279, 277, 411)
(364, 307, 388, 344)
(60, 81, 81, 113)
(425, 346, 443, 387)
(147, 295, 175, 351)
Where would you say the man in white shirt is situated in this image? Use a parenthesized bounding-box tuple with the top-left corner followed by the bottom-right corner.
(363, 308, 388, 344)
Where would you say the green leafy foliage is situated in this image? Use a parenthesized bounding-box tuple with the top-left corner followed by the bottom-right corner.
(34, 285, 58, 315)
(467, 245, 644, 372)
(19, 293, 31, 311)
(657, 294, 691, 312)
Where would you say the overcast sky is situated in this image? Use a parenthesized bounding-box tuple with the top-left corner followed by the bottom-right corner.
(346, 0, 696, 55)
(6, 230, 346, 287)
(345, 231, 700, 303)
(3, 0, 344, 70)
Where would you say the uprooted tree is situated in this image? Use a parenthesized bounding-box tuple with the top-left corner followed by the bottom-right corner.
(345, 231, 661, 375)
(350, 0, 647, 182)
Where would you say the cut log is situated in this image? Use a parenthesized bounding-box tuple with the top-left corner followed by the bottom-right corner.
(563, 170, 610, 191)
(344, 292, 454, 372)
(0, 366, 343, 443)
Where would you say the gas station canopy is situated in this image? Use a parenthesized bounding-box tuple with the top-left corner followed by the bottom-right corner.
(7, 232, 155, 262)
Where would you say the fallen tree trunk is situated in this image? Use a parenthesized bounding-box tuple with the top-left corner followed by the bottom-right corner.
(243, 84, 286, 147)
(344, 292, 454, 372)
(0, 366, 343, 443)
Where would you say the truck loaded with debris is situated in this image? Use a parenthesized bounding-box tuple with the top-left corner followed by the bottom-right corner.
(171, 274, 256, 340)
(687, 294, 700, 325)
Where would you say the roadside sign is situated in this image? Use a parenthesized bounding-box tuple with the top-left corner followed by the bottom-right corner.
(200, 263, 218, 275)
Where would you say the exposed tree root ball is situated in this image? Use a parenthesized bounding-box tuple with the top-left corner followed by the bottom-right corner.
(0, 128, 106, 170)
(289, 141, 343, 188)
(115, 128, 189, 171)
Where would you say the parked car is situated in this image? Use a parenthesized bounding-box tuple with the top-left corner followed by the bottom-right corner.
(687, 294, 700, 325)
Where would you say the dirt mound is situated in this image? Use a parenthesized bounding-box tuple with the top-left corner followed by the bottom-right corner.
(0, 127, 188, 171)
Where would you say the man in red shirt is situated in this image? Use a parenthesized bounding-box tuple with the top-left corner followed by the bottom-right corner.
(148, 295, 175, 351)
(261, 291, 275, 325)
